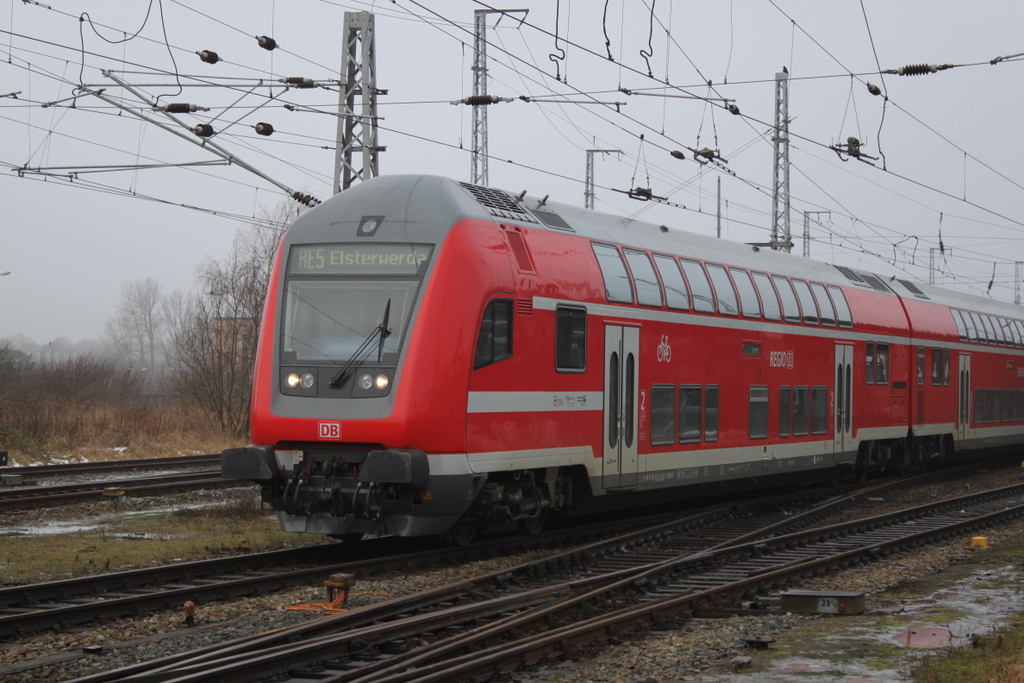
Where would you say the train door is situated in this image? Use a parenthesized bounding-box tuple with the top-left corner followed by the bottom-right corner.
(603, 325, 639, 489)
(958, 353, 971, 442)
(834, 344, 854, 461)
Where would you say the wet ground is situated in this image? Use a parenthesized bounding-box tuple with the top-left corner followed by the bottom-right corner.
(701, 559, 1024, 682)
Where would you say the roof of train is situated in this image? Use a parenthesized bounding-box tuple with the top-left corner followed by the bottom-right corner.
(306, 175, 1024, 321)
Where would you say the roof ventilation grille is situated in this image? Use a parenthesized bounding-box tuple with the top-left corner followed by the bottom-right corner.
(459, 182, 538, 223)
(897, 279, 930, 300)
(832, 265, 870, 288)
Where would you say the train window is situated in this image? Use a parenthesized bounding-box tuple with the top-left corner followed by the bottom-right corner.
(1003, 388, 1012, 422)
(962, 310, 979, 342)
(865, 342, 875, 385)
(679, 385, 702, 443)
(705, 385, 720, 442)
(977, 313, 995, 344)
(875, 343, 890, 384)
(930, 348, 941, 385)
(918, 347, 926, 387)
(793, 387, 810, 436)
(951, 309, 968, 342)
(779, 386, 791, 437)
(623, 249, 663, 307)
(679, 259, 716, 313)
(811, 387, 828, 434)
(942, 349, 950, 385)
(1012, 389, 1019, 422)
(1010, 319, 1023, 348)
(474, 299, 513, 369)
(972, 312, 986, 343)
(792, 280, 819, 325)
(993, 389, 1003, 422)
(650, 385, 676, 446)
(993, 317, 1006, 345)
(772, 276, 802, 323)
(706, 264, 739, 316)
(974, 389, 984, 424)
(828, 286, 854, 328)
(654, 255, 690, 310)
(749, 386, 769, 439)
(1016, 320, 1024, 348)
(608, 353, 620, 445)
(730, 269, 761, 319)
(555, 306, 587, 371)
(1019, 390, 1024, 421)
(753, 272, 782, 321)
(624, 354, 635, 448)
(592, 243, 634, 304)
(810, 283, 837, 326)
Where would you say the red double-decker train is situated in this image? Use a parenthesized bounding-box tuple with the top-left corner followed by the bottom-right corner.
(222, 174, 1024, 542)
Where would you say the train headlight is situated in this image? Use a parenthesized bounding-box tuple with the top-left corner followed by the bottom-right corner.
(286, 372, 316, 389)
(374, 374, 390, 390)
(358, 373, 374, 390)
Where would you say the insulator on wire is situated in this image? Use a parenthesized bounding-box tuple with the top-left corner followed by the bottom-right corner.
(282, 77, 315, 88)
(254, 122, 274, 136)
(893, 63, 953, 76)
(159, 103, 209, 114)
(726, 103, 740, 115)
(866, 82, 882, 96)
(292, 192, 321, 207)
(192, 123, 214, 137)
(670, 150, 686, 160)
(257, 35, 277, 51)
(455, 95, 512, 106)
(197, 50, 220, 64)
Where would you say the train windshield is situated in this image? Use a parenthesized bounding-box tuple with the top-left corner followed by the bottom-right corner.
(280, 243, 432, 364)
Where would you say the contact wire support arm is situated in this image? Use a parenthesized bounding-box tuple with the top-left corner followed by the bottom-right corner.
(85, 71, 317, 204)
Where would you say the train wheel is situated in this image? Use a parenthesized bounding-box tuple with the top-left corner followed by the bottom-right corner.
(521, 510, 547, 536)
(448, 519, 478, 547)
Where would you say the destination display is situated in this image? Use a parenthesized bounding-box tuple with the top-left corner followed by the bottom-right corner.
(288, 244, 432, 276)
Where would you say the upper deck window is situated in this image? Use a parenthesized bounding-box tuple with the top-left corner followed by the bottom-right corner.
(753, 272, 782, 321)
(731, 268, 761, 319)
(828, 286, 854, 328)
(623, 249, 663, 307)
(792, 279, 819, 325)
(592, 243, 634, 304)
(680, 259, 716, 313)
(654, 255, 690, 310)
(810, 283, 837, 327)
(706, 264, 739, 316)
(772, 276, 802, 323)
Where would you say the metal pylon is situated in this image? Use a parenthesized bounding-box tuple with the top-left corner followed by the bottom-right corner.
(334, 11, 381, 193)
(770, 70, 791, 251)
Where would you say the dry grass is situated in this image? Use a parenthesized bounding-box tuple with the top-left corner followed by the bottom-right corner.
(913, 618, 1024, 682)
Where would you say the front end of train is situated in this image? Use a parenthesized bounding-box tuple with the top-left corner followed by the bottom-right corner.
(221, 176, 491, 539)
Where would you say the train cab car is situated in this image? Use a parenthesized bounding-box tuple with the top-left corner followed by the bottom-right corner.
(222, 174, 1024, 541)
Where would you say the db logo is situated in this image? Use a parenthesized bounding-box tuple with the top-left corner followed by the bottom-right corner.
(319, 422, 342, 439)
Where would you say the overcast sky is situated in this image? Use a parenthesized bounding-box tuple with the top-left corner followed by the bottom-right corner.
(2, 1, 1023, 343)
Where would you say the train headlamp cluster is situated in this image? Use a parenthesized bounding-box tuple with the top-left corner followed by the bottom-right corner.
(359, 373, 390, 391)
(286, 372, 316, 389)
(281, 367, 392, 397)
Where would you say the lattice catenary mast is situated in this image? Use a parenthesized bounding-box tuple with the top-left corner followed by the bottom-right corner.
(770, 69, 792, 252)
(334, 11, 384, 194)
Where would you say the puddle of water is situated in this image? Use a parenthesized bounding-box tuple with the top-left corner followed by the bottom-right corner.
(709, 565, 1024, 682)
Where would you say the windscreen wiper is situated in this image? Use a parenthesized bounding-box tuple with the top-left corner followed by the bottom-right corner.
(329, 298, 392, 388)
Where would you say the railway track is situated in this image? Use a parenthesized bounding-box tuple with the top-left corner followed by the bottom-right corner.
(0, 454, 221, 478)
(0, 470, 241, 511)
(63, 474, 1024, 683)
(29, 466, 991, 683)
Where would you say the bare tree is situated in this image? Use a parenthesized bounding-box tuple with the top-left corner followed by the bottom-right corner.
(104, 278, 164, 384)
(165, 202, 297, 436)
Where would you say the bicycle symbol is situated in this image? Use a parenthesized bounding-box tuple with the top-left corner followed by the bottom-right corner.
(656, 335, 672, 362)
